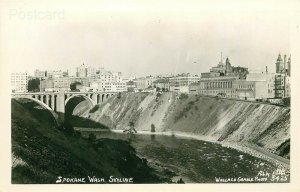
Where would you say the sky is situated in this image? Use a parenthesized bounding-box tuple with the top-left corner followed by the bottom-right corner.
(0, 0, 292, 78)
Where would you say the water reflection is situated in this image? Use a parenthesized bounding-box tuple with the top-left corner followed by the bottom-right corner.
(150, 134, 155, 141)
(79, 130, 289, 183)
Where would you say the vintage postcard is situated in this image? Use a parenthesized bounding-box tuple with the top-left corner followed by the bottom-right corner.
(1, 0, 300, 191)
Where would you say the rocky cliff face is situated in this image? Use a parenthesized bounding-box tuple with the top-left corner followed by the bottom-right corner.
(83, 92, 290, 158)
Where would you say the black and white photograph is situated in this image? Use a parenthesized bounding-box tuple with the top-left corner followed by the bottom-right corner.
(1, 0, 300, 191)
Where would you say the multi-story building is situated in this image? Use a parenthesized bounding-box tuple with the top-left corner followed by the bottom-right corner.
(189, 82, 200, 93)
(204, 57, 249, 79)
(47, 70, 64, 78)
(62, 71, 69, 77)
(199, 76, 237, 97)
(89, 79, 126, 92)
(11, 72, 28, 93)
(34, 69, 68, 79)
(87, 67, 97, 78)
(234, 80, 272, 100)
(76, 63, 97, 78)
(89, 81, 104, 92)
(103, 82, 126, 92)
(169, 73, 200, 93)
(274, 54, 291, 98)
(40, 77, 89, 92)
(198, 57, 248, 97)
(275, 54, 291, 75)
(126, 80, 137, 92)
(76, 63, 88, 77)
(40, 78, 54, 91)
(90, 68, 123, 83)
(274, 73, 290, 98)
(244, 72, 276, 99)
(153, 78, 170, 91)
(34, 69, 47, 79)
(136, 76, 157, 90)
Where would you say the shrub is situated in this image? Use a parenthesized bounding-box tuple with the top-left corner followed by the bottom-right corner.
(282, 97, 290, 107)
(174, 99, 196, 122)
(188, 101, 195, 105)
(129, 121, 135, 127)
(62, 122, 74, 135)
(151, 124, 156, 132)
(87, 133, 97, 143)
(89, 105, 99, 113)
(74, 131, 82, 138)
(117, 92, 122, 99)
(179, 93, 188, 100)
(156, 92, 162, 101)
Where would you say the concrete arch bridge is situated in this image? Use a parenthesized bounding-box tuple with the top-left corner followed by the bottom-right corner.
(11, 91, 116, 125)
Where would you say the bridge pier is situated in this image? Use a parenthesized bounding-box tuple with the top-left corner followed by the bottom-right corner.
(92, 94, 97, 104)
(56, 91, 65, 123)
(46, 95, 50, 106)
(51, 95, 55, 110)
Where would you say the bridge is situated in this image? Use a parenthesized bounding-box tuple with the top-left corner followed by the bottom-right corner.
(11, 91, 116, 125)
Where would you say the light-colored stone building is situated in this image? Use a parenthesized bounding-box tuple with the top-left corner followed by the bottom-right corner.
(34, 69, 47, 79)
(244, 72, 276, 99)
(198, 56, 249, 98)
(11, 72, 28, 93)
(274, 54, 291, 98)
(136, 76, 157, 90)
(153, 78, 170, 91)
(40, 77, 89, 92)
(199, 76, 237, 97)
(169, 73, 200, 93)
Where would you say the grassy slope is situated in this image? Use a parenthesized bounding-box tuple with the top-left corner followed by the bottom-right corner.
(11, 99, 165, 184)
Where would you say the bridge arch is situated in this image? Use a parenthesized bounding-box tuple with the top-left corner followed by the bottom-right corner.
(13, 97, 59, 126)
(65, 94, 96, 107)
(64, 94, 96, 122)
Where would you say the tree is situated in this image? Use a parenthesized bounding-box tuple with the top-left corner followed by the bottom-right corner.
(156, 87, 161, 92)
(88, 133, 97, 143)
(117, 92, 122, 99)
(282, 97, 290, 107)
(129, 121, 134, 127)
(151, 124, 155, 132)
(27, 78, 40, 92)
(70, 81, 82, 91)
(62, 121, 74, 135)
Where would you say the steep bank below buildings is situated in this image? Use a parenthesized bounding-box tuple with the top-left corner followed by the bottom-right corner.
(83, 92, 290, 159)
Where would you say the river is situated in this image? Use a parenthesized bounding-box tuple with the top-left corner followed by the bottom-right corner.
(78, 129, 290, 183)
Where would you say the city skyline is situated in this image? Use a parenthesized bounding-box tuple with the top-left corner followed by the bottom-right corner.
(2, 1, 290, 78)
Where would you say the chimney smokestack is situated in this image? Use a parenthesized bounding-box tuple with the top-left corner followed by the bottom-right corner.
(266, 66, 268, 73)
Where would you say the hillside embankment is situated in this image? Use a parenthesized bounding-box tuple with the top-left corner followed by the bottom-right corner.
(81, 92, 290, 160)
(11, 99, 171, 183)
